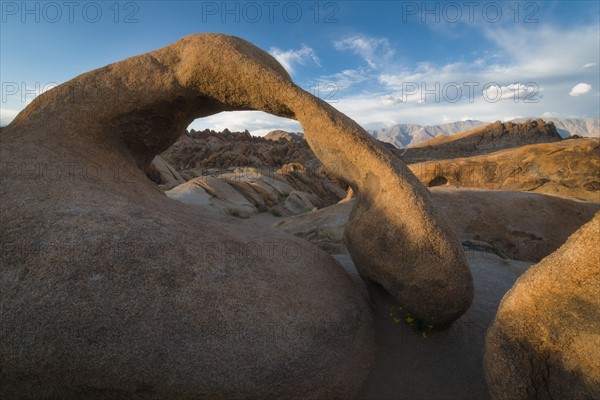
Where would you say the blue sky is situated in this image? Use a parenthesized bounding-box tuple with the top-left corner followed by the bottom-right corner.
(1, 0, 599, 134)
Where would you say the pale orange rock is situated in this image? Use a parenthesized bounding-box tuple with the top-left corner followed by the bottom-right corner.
(484, 212, 600, 399)
(407, 138, 600, 202)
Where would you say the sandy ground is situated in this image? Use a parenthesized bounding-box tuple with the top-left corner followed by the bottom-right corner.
(353, 251, 530, 400)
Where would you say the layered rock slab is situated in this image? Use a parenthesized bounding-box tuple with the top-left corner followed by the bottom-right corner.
(407, 138, 600, 202)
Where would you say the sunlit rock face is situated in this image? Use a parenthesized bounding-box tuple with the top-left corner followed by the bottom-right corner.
(484, 212, 600, 400)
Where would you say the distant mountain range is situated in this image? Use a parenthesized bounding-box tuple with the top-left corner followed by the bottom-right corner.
(369, 117, 599, 148)
(370, 120, 487, 149)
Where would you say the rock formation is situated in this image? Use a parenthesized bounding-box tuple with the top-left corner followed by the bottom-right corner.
(405, 119, 562, 160)
(165, 165, 344, 218)
(407, 138, 600, 202)
(0, 34, 472, 398)
(430, 188, 599, 261)
(370, 119, 488, 148)
(274, 199, 354, 254)
(264, 129, 305, 142)
(146, 155, 186, 189)
(484, 212, 600, 399)
(274, 188, 599, 262)
(163, 128, 315, 172)
(510, 116, 599, 138)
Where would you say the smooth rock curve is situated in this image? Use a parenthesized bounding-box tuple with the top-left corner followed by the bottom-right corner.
(1, 34, 471, 397)
(484, 212, 600, 399)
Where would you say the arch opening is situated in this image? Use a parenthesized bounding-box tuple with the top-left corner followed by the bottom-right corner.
(187, 110, 302, 137)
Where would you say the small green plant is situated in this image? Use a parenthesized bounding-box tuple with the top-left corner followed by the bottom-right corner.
(389, 305, 434, 339)
(489, 242, 508, 259)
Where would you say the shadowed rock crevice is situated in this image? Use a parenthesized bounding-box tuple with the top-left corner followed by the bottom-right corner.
(428, 176, 449, 187)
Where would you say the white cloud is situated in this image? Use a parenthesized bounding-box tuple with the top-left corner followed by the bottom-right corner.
(317, 68, 371, 91)
(482, 25, 600, 79)
(569, 83, 592, 96)
(542, 111, 559, 118)
(334, 35, 395, 69)
(380, 94, 403, 106)
(583, 63, 597, 68)
(330, 90, 556, 128)
(483, 83, 542, 102)
(341, 24, 599, 126)
(268, 45, 320, 75)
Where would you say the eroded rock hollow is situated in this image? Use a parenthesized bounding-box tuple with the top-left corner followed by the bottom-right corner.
(0, 34, 472, 398)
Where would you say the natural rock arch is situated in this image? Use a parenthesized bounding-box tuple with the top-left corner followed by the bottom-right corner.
(0, 34, 473, 398)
